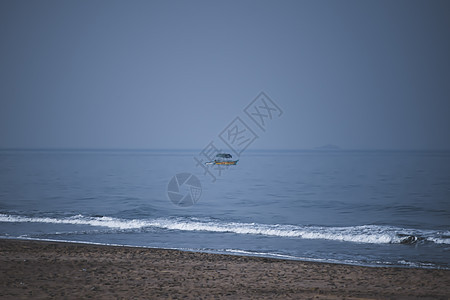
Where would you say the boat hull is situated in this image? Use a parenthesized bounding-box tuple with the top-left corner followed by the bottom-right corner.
(214, 160, 238, 165)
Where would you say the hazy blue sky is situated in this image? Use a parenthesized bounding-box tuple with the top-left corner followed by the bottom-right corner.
(1, 0, 449, 150)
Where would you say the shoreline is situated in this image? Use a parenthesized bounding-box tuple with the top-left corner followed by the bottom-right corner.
(1, 238, 449, 299)
(1, 236, 447, 270)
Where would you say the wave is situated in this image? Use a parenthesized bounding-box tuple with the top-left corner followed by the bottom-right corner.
(1, 213, 448, 245)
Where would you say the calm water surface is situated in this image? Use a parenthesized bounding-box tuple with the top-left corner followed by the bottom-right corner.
(0, 150, 449, 268)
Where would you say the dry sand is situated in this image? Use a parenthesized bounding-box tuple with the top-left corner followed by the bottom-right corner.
(1, 238, 449, 299)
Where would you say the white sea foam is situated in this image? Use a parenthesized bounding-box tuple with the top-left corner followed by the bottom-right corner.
(0, 214, 149, 230)
(1, 213, 448, 245)
(221, 248, 299, 260)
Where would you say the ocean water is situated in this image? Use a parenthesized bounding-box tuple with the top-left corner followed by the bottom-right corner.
(0, 149, 449, 269)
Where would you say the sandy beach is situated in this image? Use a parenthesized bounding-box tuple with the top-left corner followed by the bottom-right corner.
(0, 239, 449, 299)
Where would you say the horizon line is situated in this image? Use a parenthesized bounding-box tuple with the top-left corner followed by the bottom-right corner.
(0, 147, 449, 152)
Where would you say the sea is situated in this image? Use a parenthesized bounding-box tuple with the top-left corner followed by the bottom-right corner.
(0, 149, 449, 269)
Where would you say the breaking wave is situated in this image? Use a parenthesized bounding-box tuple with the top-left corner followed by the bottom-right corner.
(1, 213, 448, 245)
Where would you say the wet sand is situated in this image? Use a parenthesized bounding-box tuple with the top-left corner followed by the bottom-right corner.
(1, 239, 449, 299)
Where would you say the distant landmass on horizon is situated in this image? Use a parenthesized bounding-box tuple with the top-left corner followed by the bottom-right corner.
(314, 144, 341, 150)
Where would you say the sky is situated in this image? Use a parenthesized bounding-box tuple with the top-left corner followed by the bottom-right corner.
(1, 0, 449, 150)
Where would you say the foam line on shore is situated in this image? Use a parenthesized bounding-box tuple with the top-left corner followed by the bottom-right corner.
(1, 213, 449, 245)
